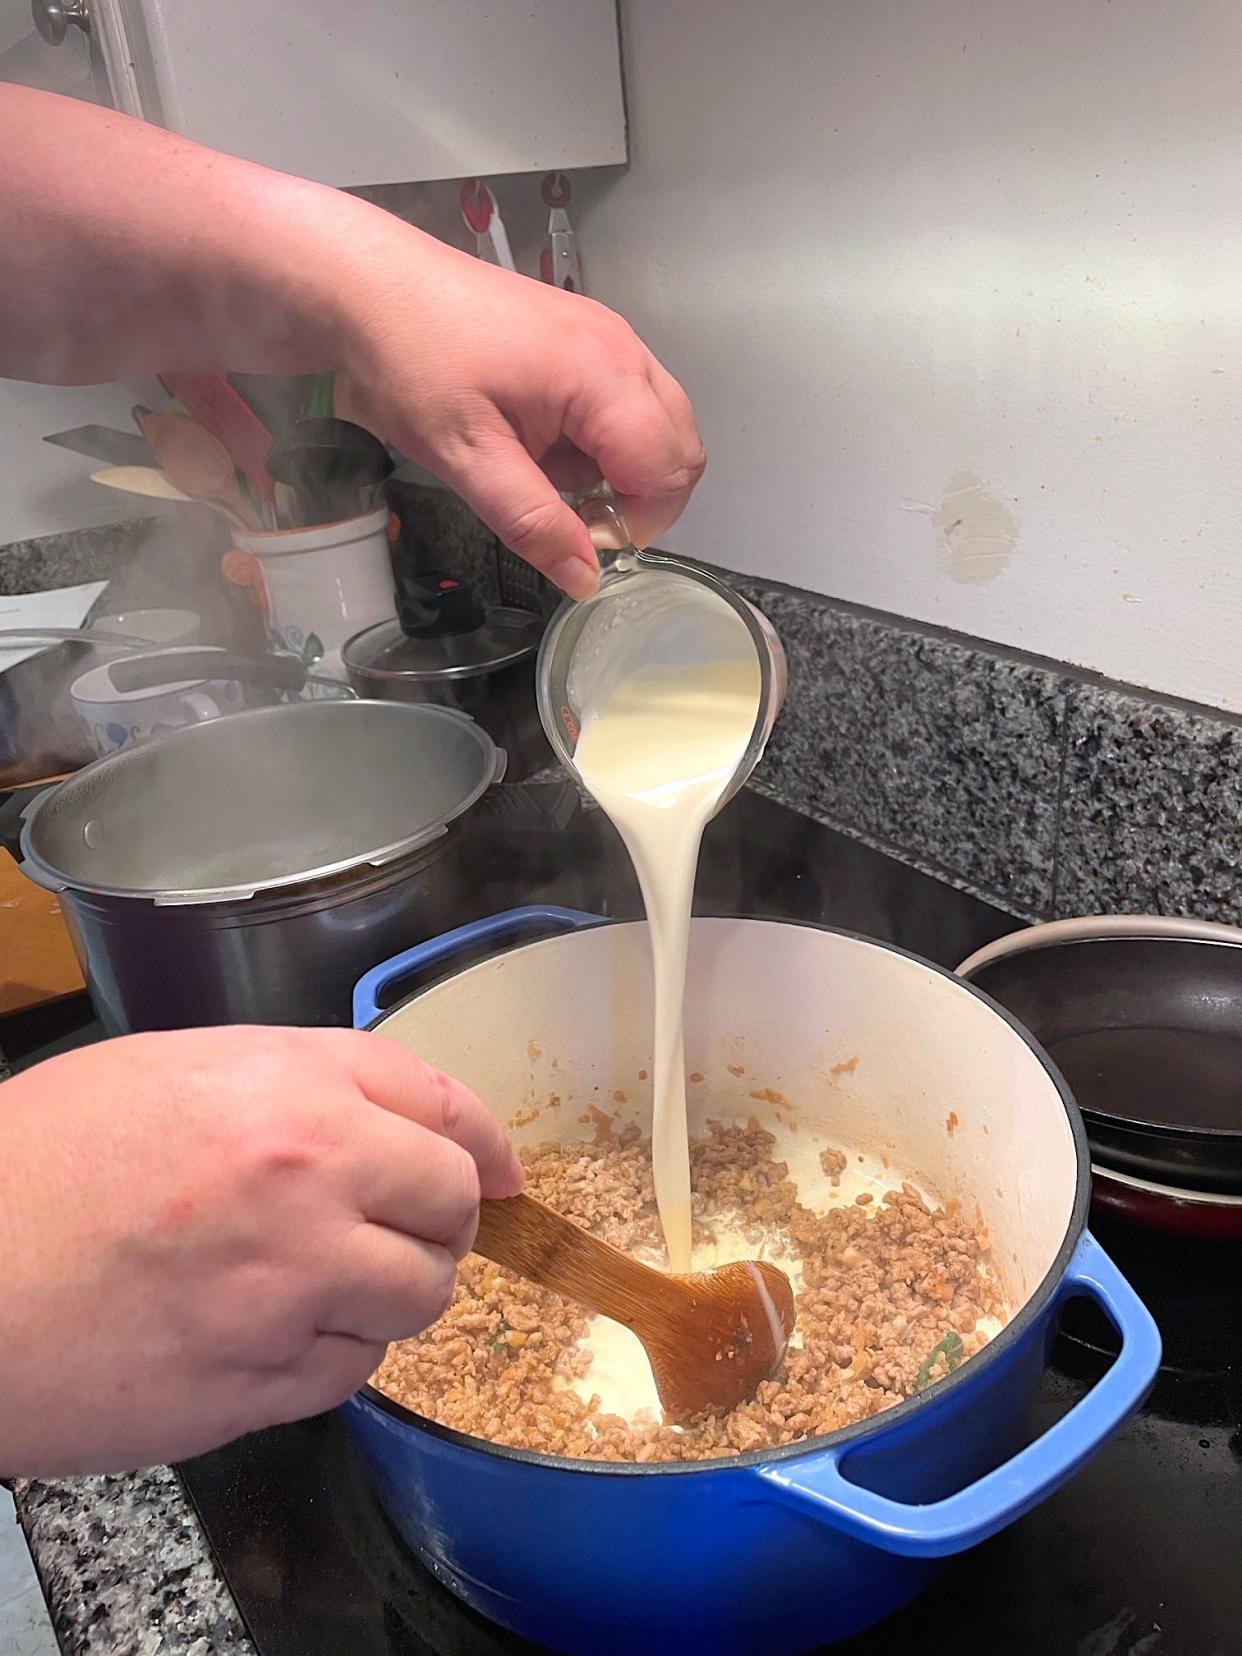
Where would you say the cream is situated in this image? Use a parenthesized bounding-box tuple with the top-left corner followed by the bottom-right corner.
(573, 591, 761, 1271)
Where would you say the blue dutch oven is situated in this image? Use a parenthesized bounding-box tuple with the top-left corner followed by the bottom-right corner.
(344, 907, 1160, 1655)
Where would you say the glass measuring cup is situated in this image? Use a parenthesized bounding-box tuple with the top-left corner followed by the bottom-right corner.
(535, 493, 786, 807)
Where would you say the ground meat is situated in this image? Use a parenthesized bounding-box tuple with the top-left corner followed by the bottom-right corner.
(819, 1145, 847, 1185)
(372, 1120, 1003, 1463)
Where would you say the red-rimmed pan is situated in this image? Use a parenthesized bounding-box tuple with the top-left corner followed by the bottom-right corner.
(958, 917, 1242, 1234)
(1091, 1164, 1242, 1242)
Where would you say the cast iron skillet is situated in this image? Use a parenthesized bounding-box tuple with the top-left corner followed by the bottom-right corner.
(959, 923, 1242, 1194)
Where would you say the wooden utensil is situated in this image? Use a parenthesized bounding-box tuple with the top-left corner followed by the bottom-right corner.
(273, 482, 301, 528)
(91, 463, 193, 506)
(135, 411, 259, 528)
(474, 1193, 796, 1420)
(89, 466, 251, 531)
(0, 848, 83, 1015)
(158, 372, 277, 508)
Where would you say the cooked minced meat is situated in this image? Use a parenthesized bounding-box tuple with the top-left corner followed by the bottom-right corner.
(372, 1119, 1002, 1463)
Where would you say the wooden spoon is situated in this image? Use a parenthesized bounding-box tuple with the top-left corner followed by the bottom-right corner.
(136, 409, 259, 529)
(90, 466, 250, 532)
(157, 374, 277, 509)
(474, 1193, 795, 1420)
(91, 464, 193, 505)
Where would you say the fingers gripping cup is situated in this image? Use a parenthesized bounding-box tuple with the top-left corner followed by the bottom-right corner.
(535, 492, 786, 809)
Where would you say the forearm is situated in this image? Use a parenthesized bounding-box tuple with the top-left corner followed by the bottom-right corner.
(0, 85, 403, 384)
(0, 86, 704, 590)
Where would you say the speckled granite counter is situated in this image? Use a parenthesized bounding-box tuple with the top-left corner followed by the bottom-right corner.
(14, 1470, 253, 1655)
(732, 573, 1242, 926)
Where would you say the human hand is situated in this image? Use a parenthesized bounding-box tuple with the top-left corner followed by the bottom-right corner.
(337, 222, 706, 598)
(0, 88, 701, 598)
(0, 1027, 521, 1476)
(0, 87, 702, 596)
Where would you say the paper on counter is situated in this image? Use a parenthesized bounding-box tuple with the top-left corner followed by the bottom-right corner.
(0, 581, 109, 671)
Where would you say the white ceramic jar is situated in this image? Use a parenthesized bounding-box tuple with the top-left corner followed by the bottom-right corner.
(222, 508, 398, 678)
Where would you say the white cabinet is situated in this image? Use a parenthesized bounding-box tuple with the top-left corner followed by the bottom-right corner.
(0, 0, 104, 101)
(16, 0, 627, 185)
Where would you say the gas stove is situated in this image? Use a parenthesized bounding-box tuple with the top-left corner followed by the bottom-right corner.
(7, 790, 1240, 1656)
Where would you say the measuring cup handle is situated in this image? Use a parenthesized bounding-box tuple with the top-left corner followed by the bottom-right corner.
(572, 486, 635, 560)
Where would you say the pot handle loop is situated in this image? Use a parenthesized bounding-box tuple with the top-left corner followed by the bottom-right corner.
(756, 1233, 1160, 1557)
(13, 786, 65, 890)
(352, 905, 601, 1028)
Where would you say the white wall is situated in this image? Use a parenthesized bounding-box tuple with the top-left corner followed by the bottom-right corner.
(583, 0, 1242, 710)
(0, 0, 147, 544)
(0, 379, 165, 544)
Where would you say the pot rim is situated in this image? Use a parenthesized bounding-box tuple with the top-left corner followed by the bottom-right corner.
(53, 821, 463, 918)
(1092, 1161, 1242, 1207)
(956, 913, 1242, 982)
(18, 701, 502, 907)
(354, 914, 1092, 1477)
(342, 613, 540, 685)
(234, 505, 389, 553)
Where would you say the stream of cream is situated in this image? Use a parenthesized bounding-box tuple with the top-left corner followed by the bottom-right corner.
(573, 597, 761, 1272)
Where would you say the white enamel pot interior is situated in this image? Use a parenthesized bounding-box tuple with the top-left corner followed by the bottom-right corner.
(371, 916, 1081, 1332)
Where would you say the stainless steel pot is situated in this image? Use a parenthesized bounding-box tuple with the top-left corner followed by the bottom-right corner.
(0, 614, 204, 787)
(18, 699, 504, 1032)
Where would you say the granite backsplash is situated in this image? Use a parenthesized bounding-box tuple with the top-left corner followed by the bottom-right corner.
(733, 573, 1242, 927)
(3, 503, 1240, 929)
(0, 509, 253, 648)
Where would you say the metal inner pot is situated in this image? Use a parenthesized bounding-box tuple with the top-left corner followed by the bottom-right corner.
(20, 699, 503, 905)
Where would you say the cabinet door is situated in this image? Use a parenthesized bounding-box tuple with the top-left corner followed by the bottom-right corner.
(113, 0, 626, 186)
(1, 0, 154, 117)
(0, 0, 101, 101)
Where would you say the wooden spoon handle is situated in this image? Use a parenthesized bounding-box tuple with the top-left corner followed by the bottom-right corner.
(475, 1194, 681, 1331)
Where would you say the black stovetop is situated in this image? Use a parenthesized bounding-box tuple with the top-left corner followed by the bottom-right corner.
(176, 1211, 1242, 1656)
(6, 791, 1240, 1656)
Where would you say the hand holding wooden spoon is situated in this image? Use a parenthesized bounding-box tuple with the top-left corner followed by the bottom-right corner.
(474, 1194, 795, 1420)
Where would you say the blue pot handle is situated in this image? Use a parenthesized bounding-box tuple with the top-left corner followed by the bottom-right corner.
(352, 905, 601, 1028)
(757, 1232, 1160, 1557)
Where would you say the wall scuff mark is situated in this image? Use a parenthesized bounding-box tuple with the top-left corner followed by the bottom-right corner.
(933, 470, 1017, 585)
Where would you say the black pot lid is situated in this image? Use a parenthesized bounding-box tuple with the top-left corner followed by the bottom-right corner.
(344, 609, 543, 684)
